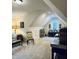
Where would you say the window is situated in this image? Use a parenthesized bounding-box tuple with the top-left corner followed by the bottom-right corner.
(47, 15, 59, 31)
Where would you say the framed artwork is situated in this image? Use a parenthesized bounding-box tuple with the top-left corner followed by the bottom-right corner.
(20, 22, 24, 28)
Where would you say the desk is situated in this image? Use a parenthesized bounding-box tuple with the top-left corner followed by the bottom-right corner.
(51, 44, 67, 59)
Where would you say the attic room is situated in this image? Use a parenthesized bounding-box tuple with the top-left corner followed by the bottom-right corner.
(12, 0, 67, 59)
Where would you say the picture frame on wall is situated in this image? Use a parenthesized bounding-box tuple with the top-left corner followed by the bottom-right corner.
(20, 22, 24, 28)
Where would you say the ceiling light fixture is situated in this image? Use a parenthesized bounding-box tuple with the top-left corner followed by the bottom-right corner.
(14, 0, 23, 5)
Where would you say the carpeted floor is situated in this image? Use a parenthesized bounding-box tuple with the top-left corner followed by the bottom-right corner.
(12, 39, 51, 59)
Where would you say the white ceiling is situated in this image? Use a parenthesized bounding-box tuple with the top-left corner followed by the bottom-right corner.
(50, 0, 67, 17)
(12, 0, 67, 27)
(12, 0, 53, 27)
(12, 0, 52, 12)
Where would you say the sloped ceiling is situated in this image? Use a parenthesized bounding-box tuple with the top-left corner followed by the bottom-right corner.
(12, 0, 51, 12)
(50, 0, 67, 17)
(12, 0, 52, 27)
(12, 0, 67, 27)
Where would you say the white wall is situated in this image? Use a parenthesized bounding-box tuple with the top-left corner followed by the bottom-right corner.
(12, 11, 43, 36)
(12, 12, 27, 37)
(27, 27, 43, 40)
(12, 11, 67, 39)
(31, 12, 51, 27)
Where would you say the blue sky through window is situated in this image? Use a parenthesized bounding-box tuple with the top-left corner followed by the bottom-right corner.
(47, 15, 59, 30)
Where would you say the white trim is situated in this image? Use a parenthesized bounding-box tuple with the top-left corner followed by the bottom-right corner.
(43, 0, 67, 23)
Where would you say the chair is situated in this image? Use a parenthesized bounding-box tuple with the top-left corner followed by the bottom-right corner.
(26, 32, 34, 45)
(16, 34, 24, 45)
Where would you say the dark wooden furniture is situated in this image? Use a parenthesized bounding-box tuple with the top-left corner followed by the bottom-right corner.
(51, 27, 67, 59)
(59, 27, 67, 45)
(12, 34, 24, 48)
(51, 44, 67, 59)
(12, 40, 21, 48)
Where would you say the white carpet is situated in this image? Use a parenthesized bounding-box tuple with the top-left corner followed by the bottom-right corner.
(12, 39, 51, 59)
